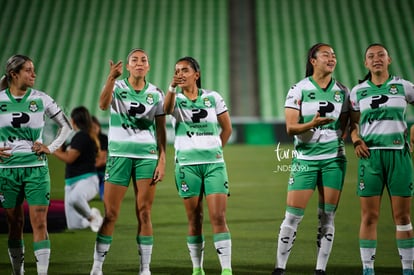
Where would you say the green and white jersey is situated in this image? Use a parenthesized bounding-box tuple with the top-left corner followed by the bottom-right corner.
(350, 76, 414, 149)
(285, 76, 349, 160)
(171, 89, 227, 166)
(108, 78, 164, 159)
(0, 88, 63, 168)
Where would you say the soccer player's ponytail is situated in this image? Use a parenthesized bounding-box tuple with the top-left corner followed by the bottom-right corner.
(1, 54, 32, 90)
(71, 106, 101, 154)
(0, 74, 7, 90)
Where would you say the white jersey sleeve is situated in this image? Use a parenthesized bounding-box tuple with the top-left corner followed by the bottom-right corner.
(284, 83, 303, 110)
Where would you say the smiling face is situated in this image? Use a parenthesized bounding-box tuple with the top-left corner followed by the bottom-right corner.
(310, 45, 337, 75)
(364, 45, 391, 75)
(126, 50, 150, 79)
(12, 60, 36, 90)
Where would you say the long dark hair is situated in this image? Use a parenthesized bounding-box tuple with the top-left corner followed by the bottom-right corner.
(91, 115, 103, 135)
(71, 106, 100, 152)
(358, 43, 389, 83)
(176, 56, 201, 88)
(305, 43, 331, 77)
(0, 54, 32, 90)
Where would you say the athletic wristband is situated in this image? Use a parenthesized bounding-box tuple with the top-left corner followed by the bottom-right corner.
(168, 85, 177, 93)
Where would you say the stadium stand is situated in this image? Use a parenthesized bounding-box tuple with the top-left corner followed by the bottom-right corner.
(0, 0, 413, 142)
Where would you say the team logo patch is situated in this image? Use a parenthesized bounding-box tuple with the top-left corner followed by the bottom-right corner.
(389, 85, 398, 95)
(359, 180, 365, 191)
(203, 98, 212, 108)
(146, 94, 154, 105)
(288, 176, 294, 185)
(181, 182, 189, 192)
(29, 101, 38, 112)
(294, 99, 301, 106)
(334, 91, 342, 102)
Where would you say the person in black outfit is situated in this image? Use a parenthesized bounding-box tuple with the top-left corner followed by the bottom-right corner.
(54, 106, 103, 231)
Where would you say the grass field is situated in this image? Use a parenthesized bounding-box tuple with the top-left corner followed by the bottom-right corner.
(0, 144, 409, 274)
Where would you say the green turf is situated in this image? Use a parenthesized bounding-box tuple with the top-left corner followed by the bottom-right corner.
(0, 144, 408, 274)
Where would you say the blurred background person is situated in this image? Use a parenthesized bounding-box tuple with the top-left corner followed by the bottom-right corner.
(92, 115, 108, 201)
(53, 106, 103, 232)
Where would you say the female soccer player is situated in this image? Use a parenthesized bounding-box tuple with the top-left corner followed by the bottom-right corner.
(0, 54, 72, 275)
(90, 48, 166, 275)
(350, 43, 414, 275)
(271, 43, 349, 275)
(164, 56, 233, 275)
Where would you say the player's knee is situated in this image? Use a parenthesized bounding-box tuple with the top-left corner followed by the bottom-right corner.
(138, 210, 152, 224)
(362, 211, 379, 225)
(103, 208, 120, 224)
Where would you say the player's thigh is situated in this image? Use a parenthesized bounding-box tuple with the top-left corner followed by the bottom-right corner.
(24, 166, 50, 206)
(175, 164, 203, 198)
(320, 157, 346, 191)
(287, 159, 319, 191)
(204, 163, 229, 196)
(357, 150, 384, 197)
(387, 148, 413, 197)
(132, 159, 157, 180)
(0, 168, 24, 208)
(105, 156, 133, 186)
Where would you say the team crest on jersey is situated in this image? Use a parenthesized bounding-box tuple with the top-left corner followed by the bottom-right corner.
(104, 172, 110, 181)
(333, 91, 342, 102)
(203, 98, 212, 108)
(180, 181, 189, 192)
(388, 85, 398, 95)
(146, 94, 154, 105)
(359, 180, 365, 191)
(288, 176, 294, 185)
(29, 101, 39, 112)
